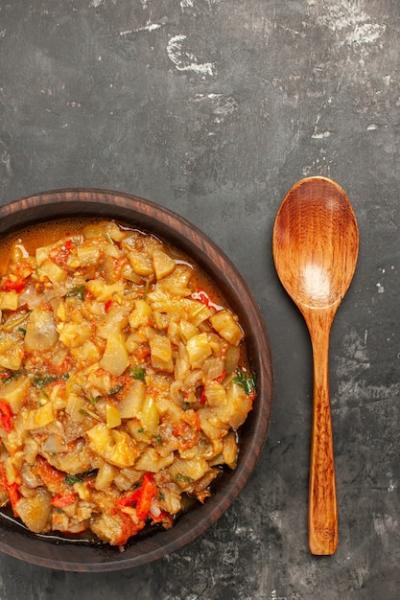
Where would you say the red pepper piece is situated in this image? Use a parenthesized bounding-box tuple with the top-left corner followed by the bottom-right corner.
(35, 456, 65, 491)
(51, 493, 77, 508)
(136, 473, 157, 521)
(64, 239, 73, 252)
(117, 487, 142, 507)
(0, 464, 20, 516)
(191, 290, 211, 307)
(1, 279, 26, 293)
(215, 370, 227, 384)
(0, 401, 13, 433)
(115, 511, 145, 546)
(105, 299, 113, 313)
(199, 386, 207, 406)
(117, 473, 157, 522)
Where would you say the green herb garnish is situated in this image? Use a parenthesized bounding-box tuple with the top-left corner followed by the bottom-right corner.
(66, 285, 86, 301)
(131, 367, 146, 381)
(182, 401, 191, 411)
(137, 427, 144, 434)
(0, 370, 22, 382)
(158, 491, 165, 501)
(233, 369, 256, 396)
(175, 473, 193, 484)
(89, 394, 101, 405)
(153, 434, 162, 445)
(33, 373, 69, 388)
(18, 327, 26, 335)
(65, 469, 98, 486)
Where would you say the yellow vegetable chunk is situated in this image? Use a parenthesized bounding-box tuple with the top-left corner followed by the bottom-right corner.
(77, 242, 100, 265)
(128, 251, 153, 276)
(150, 334, 173, 372)
(186, 333, 212, 368)
(152, 250, 176, 280)
(210, 310, 243, 346)
(129, 300, 151, 329)
(100, 331, 129, 376)
(25, 402, 55, 430)
(95, 462, 116, 490)
(223, 432, 238, 469)
(135, 448, 174, 472)
(87, 424, 139, 468)
(179, 320, 198, 341)
(0, 376, 30, 413)
(0, 291, 18, 311)
(169, 458, 209, 485)
(106, 404, 121, 428)
(59, 321, 91, 348)
(0, 333, 23, 370)
(16, 488, 51, 533)
(86, 279, 124, 301)
(25, 308, 58, 352)
(83, 221, 125, 242)
(204, 381, 227, 407)
(140, 396, 159, 434)
(119, 380, 145, 419)
(38, 260, 67, 284)
(159, 265, 192, 297)
(71, 340, 100, 365)
(35, 246, 51, 266)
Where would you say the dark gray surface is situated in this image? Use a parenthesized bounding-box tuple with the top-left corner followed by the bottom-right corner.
(0, 0, 399, 598)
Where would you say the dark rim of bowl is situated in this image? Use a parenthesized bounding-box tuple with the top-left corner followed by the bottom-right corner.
(0, 189, 273, 571)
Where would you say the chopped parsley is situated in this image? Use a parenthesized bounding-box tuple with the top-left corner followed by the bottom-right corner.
(158, 491, 165, 501)
(131, 366, 146, 381)
(233, 369, 256, 396)
(66, 285, 86, 301)
(153, 434, 162, 445)
(33, 373, 69, 388)
(65, 469, 98, 486)
(137, 427, 144, 434)
(18, 327, 26, 335)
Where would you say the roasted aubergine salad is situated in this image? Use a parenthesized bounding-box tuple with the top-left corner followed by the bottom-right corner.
(0, 220, 256, 546)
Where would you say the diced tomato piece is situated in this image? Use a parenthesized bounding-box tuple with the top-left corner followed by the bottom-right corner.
(51, 493, 77, 508)
(0, 401, 13, 433)
(105, 299, 113, 313)
(1, 279, 26, 293)
(64, 240, 73, 252)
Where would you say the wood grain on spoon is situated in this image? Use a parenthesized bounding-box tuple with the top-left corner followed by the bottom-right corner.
(272, 176, 359, 555)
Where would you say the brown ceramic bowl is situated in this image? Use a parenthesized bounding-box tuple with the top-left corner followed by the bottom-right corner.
(0, 189, 272, 571)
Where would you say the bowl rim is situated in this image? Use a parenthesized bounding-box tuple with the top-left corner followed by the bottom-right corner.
(0, 188, 273, 571)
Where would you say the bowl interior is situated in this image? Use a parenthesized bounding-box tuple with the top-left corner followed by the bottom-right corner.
(0, 190, 272, 571)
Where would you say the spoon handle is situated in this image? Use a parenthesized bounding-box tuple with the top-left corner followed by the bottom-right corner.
(308, 313, 338, 555)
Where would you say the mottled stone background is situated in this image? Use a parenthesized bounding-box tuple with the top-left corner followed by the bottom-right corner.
(0, 1, 399, 598)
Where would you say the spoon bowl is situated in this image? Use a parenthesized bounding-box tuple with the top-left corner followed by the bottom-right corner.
(273, 176, 359, 555)
(273, 177, 359, 311)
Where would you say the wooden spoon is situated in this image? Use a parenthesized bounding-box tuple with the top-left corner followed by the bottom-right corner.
(272, 176, 359, 555)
